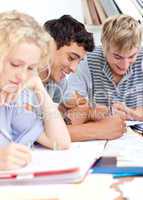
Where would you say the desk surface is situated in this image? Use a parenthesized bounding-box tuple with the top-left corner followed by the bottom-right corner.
(0, 173, 136, 200)
(0, 128, 142, 199)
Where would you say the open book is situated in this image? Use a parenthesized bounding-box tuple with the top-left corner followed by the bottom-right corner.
(0, 140, 106, 184)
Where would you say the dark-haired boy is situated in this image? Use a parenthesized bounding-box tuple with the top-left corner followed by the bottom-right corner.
(40, 15, 94, 103)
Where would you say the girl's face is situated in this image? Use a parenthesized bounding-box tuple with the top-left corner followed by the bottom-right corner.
(0, 42, 41, 92)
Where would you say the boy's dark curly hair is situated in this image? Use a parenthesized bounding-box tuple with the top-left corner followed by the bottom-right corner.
(44, 15, 95, 51)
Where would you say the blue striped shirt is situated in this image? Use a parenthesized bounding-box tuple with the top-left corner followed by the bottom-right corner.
(62, 46, 143, 108)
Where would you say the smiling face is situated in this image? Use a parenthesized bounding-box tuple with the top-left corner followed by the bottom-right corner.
(105, 46, 139, 81)
(50, 42, 86, 82)
(0, 41, 41, 92)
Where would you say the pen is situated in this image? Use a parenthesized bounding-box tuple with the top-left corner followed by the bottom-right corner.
(53, 141, 58, 150)
(108, 93, 113, 115)
(0, 129, 12, 142)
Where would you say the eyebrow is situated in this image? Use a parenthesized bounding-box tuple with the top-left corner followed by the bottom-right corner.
(113, 52, 137, 59)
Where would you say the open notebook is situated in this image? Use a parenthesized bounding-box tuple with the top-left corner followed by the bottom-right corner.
(0, 140, 106, 184)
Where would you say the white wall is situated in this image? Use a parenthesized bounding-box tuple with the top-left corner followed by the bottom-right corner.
(0, 0, 84, 25)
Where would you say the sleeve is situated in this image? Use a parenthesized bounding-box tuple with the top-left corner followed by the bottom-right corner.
(61, 57, 92, 102)
(11, 89, 44, 146)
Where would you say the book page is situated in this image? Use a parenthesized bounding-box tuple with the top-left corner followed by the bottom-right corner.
(103, 128, 143, 166)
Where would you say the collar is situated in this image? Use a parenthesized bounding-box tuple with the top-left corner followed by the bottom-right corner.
(102, 61, 133, 84)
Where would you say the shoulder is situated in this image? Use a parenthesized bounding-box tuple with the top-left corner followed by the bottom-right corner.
(133, 47, 143, 67)
(87, 46, 105, 65)
(137, 47, 143, 58)
(87, 46, 104, 59)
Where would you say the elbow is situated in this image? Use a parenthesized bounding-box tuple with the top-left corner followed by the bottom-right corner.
(57, 137, 71, 150)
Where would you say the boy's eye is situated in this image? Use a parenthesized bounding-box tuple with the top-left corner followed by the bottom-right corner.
(113, 55, 122, 60)
(68, 55, 76, 62)
(129, 55, 136, 59)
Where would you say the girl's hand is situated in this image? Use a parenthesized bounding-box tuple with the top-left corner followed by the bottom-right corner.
(0, 143, 31, 170)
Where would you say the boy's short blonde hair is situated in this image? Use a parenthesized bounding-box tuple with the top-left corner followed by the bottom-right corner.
(0, 10, 53, 68)
(101, 15, 142, 53)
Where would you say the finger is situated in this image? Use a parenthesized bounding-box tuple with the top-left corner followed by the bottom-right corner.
(113, 108, 127, 120)
(10, 143, 31, 160)
(64, 99, 77, 108)
(0, 152, 30, 170)
(8, 153, 30, 167)
(4, 93, 15, 104)
(113, 102, 125, 111)
(123, 125, 127, 133)
(0, 91, 8, 105)
(12, 147, 31, 165)
(14, 143, 31, 154)
(0, 93, 4, 106)
(78, 97, 87, 105)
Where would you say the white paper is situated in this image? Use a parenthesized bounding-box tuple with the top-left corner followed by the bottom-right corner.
(119, 178, 143, 200)
(103, 128, 143, 166)
(0, 140, 106, 183)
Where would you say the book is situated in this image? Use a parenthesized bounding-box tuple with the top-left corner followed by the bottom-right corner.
(0, 140, 106, 184)
(100, 0, 121, 17)
(113, 0, 143, 22)
(102, 127, 143, 168)
(131, 0, 143, 16)
(93, 0, 107, 23)
(81, 0, 93, 25)
(87, 0, 101, 25)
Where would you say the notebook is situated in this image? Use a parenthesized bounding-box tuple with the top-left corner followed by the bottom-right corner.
(0, 140, 106, 184)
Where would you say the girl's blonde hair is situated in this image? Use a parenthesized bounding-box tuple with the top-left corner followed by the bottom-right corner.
(101, 15, 142, 53)
(0, 10, 53, 68)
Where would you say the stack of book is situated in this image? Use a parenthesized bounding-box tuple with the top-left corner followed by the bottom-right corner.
(81, 0, 143, 25)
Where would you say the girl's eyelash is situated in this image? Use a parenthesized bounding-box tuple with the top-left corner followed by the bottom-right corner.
(11, 63, 19, 67)
(28, 67, 34, 71)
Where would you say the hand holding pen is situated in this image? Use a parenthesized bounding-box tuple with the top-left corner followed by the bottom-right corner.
(112, 101, 142, 121)
(0, 129, 31, 170)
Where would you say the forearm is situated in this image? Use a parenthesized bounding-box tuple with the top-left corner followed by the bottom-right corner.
(37, 132, 70, 150)
(64, 104, 109, 125)
(36, 85, 71, 149)
(67, 123, 104, 142)
(68, 116, 124, 142)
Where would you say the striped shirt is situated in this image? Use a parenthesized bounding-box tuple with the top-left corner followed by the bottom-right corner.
(63, 46, 143, 108)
